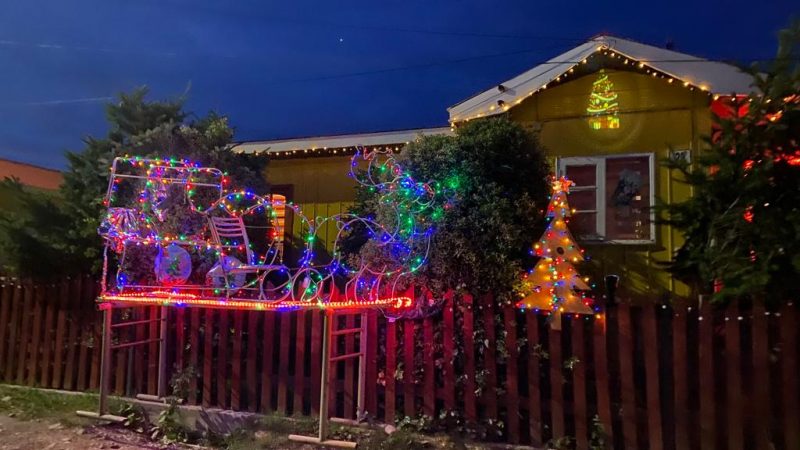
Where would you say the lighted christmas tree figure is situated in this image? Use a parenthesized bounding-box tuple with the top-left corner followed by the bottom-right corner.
(586, 69, 620, 130)
(518, 177, 595, 329)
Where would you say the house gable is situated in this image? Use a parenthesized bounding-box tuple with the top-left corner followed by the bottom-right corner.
(448, 35, 754, 123)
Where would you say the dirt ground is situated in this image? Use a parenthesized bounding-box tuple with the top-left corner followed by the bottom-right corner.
(0, 415, 183, 450)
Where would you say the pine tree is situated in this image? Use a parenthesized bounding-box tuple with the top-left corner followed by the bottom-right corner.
(662, 22, 800, 303)
(0, 87, 268, 278)
(518, 178, 594, 328)
(587, 69, 620, 130)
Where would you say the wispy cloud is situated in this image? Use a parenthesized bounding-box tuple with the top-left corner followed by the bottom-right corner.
(0, 39, 177, 58)
(0, 96, 114, 107)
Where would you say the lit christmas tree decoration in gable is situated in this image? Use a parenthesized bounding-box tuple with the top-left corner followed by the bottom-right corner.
(587, 69, 620, 130)
(518, 177, 598, 329)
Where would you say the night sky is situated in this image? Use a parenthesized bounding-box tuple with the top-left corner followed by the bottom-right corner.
(0, 0, 796, 169)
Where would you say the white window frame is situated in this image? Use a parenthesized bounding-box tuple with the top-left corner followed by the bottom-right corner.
(557, 153, 656, 245)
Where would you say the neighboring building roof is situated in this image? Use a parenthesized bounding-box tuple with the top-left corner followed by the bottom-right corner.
(232, 127, 453, 159)
(448, 35, 756, 123)
(0, 158, 63, 190)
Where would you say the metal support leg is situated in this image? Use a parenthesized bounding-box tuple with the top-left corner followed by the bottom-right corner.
(98, 308, 112, 415)
(76, 306, 131, 423)
(288, 310, 357, 448)
(157, 306, 168, 398)
(318, 310, 332, 441)
(356, 312, 367, 421)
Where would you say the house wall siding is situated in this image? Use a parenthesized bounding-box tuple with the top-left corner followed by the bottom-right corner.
(265, 156, 356, 257)
(511, 69, 710, 299)
(260, 69, 711, 300)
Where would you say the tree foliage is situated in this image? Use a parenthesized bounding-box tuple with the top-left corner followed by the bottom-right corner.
(663, 23, 800, 302)
(0, 87, 268, 278)
(345, 117, 551, 302)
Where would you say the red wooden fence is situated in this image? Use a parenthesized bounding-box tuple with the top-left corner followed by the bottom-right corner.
(1, 276, 799, 449)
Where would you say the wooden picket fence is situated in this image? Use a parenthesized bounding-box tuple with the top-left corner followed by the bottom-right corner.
(0, 275, 798, 449)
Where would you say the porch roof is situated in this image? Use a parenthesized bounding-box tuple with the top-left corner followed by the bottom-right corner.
(232, 127, 453, 159)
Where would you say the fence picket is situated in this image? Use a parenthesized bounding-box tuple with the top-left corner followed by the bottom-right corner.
(260, 312, 275, 413)
(246, 311, 259, 412)
(780, 306, 799, 450)
(39, 283, 57, 387)
(442, 294, 456, 412)
(277, 312, 291, 414)
(725, 302, 744, 450)
(51, 279, 68, 389)
(3, 283, 23, 383)
(88, 281, 101, 390)
(175, 308, 185, 373)
(752, 303, 770, 450)
(217, 309, 230, 408)
(481, 298, 499, 420)
(0, 282, 14, 380)
(202, 309, 214, 407)
(548, 324, 564, 442)
(293, 311, 306, 415)
(27, 285, 45, 385)
(698, 300, 715, 450)
(526, 312, 543, 446)
(365, 311, 378, 416)
(503, 307, 520, 444)
(571, 317, 588, 449)
(384, 320, 397, 424)
(310, 310, 322, 415)
(16, 283, 33, 383)
(422, 316, 435, 417)
(231, 311, 244, 411)
(617, 304, 638, 449)
(642, 305, 663, 450)
(672, 303, 690, 450)
(188, 308, 200, 405)
(62, 278, 81, 390)
(403, 319, 415, 418)
(462, 294, 477, 426)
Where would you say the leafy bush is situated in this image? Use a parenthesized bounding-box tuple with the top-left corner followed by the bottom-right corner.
(345, 117, 550, 304)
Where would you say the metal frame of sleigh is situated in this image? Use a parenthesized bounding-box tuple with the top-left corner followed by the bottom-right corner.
(97, 155, 404, 311)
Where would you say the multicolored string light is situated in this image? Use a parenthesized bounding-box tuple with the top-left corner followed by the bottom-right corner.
(98, 150, 456, 311)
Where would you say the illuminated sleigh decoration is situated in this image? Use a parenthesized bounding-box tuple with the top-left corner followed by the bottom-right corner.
(97, 150, 450, 312)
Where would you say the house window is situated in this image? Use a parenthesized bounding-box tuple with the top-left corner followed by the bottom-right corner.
(558, 154, 654, 243)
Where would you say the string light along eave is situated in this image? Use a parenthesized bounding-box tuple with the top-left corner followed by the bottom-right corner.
(252, 144, 407, 160)
(449, 45, 719, 124)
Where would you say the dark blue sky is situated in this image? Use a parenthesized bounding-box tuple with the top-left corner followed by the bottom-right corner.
(0, 0, 796, 169)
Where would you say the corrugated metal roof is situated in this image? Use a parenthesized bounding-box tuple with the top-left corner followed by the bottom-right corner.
(448, 35, 755, 122)
(233, 127, 453, 154)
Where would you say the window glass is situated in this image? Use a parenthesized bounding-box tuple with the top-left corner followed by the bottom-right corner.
(565, 164, 596, 187)
(605, 156, 650, 240)
(564, 164, 598, 237)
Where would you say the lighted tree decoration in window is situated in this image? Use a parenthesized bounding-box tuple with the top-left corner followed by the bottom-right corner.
(517, 177, 596, 329)
(587, 69, 620, 130)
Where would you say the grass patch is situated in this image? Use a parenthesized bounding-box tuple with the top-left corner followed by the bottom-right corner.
(220, 415, 467, 450)
(0, 384, 127, 427)
(0, 385, 474, 449)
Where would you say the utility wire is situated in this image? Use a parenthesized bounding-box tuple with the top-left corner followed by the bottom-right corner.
(4, 47, 792, 108)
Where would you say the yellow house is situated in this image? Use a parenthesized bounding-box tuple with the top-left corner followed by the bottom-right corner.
(235, 35, 754, 301)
